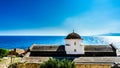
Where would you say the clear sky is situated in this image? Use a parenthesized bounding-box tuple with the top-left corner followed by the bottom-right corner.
(0, 0, 120, 36)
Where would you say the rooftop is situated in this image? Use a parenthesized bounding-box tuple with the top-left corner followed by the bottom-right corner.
(20, 57, 120, 64)
(85, 45, 114, 52)
(65, 32, 82, 39)
(30, 44, 65, 52)
(73, 57, 120, 64)
(20, 57, 50, 63)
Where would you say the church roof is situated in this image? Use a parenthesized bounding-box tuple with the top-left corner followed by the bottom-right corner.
(85, 45, 114, 52)
(30, 44, 115, 52)
(30, 44, 65, 52)
(65, 32, 82, 39)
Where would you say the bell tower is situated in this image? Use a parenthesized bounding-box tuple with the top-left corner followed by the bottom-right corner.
(65, 31, 84, 54)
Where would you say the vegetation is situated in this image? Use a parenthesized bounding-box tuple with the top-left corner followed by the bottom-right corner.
(40, 58, 76, 68)
(0, 59, 2, 62)
(0, 48, 9, 58)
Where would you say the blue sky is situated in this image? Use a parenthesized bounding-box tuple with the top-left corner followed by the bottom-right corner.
(0, 0, 120, 36)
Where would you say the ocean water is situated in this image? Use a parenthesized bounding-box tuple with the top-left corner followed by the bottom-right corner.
(0, 36, 120, 49)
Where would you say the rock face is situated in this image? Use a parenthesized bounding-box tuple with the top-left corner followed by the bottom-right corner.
(9, 48, 25, 57)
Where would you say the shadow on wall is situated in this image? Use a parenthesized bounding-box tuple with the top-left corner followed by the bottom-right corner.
(8, 63, 17, 68)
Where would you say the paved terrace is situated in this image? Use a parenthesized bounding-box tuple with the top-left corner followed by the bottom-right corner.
(20, 57, 50, 63)
(20, 57, 120, 64)
(73, 57, 120, 64)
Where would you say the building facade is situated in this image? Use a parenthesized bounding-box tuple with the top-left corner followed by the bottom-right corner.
(65, 32, 84, 54)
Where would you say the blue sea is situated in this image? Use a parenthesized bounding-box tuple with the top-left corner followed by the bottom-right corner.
(0, 36, 120, 49)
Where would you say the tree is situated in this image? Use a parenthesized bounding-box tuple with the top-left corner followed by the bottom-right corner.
(40, 58, 76, 68)
(0, 48, 9, 58)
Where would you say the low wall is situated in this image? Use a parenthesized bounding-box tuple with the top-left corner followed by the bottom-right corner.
(17, 63, 111, 68)
(17, 63, 40, 68)
(76, 64, 111, 68)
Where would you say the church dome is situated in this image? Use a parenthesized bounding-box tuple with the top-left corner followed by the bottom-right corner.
(65, 32, 82, 39)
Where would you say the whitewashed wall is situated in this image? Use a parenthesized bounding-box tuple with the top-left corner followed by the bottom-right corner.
(65, 39, 84, 54)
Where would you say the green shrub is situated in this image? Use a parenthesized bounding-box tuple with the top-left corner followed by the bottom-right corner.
(0, 48, 9, 58)
(40, 58, 76, 68)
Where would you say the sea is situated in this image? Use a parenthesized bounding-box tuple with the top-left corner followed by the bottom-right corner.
(0, 36, 120, 49)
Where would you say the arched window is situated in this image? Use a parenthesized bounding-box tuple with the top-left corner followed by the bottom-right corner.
(74, 42, 76, 45)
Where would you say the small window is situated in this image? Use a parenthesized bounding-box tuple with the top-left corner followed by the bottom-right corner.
(66, 44, 70, 46)
(74, 49, 76, 52)
(74, 42, 76, 45)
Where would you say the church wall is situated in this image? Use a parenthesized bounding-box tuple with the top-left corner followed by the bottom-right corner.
(84, 52, 116, 57)
(65, 39, 84, 54)
(30, 51, 116, 57)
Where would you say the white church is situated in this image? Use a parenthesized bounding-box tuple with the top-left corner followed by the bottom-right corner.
(65, 31, 84, 54)
(28, 31, 117, 57)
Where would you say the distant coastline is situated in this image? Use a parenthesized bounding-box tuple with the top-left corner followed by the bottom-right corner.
(98, 33, 120, 36)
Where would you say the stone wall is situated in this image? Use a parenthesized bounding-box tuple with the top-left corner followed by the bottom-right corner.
(17, 63, 40, 68)
(76, 64, 111, 68)
(17, 63, 111, 68)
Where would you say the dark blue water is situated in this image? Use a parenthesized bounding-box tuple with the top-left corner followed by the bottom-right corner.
(0, 36, 106, 49)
